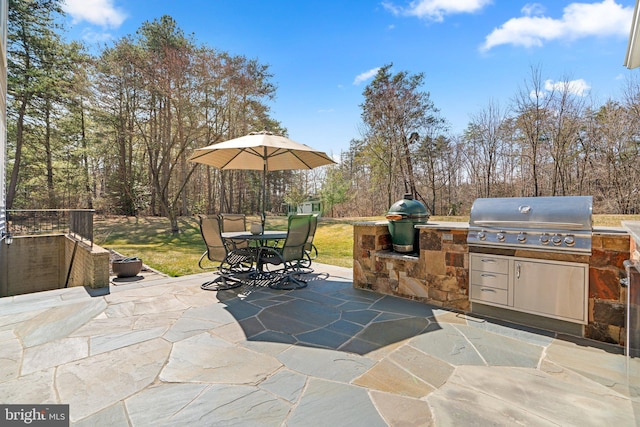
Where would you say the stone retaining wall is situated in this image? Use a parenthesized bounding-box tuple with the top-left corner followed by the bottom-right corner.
(0, 234, 109, 297)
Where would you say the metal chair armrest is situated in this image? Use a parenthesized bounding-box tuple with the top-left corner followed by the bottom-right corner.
(198, 251, 214, 270)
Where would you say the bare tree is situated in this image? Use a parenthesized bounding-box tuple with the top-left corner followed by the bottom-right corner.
(512, 65, 553, 196)
(546, 76, 586, 195)
(463, 99, 508, 197)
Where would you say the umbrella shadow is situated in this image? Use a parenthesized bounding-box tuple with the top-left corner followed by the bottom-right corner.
(215, 272, 443, 355)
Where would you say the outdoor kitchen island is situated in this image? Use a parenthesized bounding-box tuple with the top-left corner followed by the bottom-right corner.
(353, 220, 631, 346)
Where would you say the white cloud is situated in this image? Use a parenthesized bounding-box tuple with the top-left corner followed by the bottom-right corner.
(383, 0, 493, 22)
(530, 78, 591, 98)
(80, 28, 115, 43)
(62, 0, 127, 28)
(353, 67, 380, 85)
(521, 3, 545, 17)
(529, 89, 546, 99)
(544, 78, 591, 96)
(481, 0, 633, 52)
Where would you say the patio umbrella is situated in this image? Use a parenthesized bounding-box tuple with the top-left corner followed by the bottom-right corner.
(189, 130, 336, 226)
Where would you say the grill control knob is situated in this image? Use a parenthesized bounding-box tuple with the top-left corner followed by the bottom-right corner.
(477, 231, 486, 240)
(564, 235, 575, 246)
(517, 232, 527, 243)
(552, 234, 563, 245)
(496, 232, 505, 242)
(540, 234, 550, 244)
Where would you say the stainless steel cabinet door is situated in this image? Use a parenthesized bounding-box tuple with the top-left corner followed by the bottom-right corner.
(513, 259, 587, 323)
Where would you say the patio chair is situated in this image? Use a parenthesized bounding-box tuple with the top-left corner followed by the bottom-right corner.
(197, 215, 254, 291)
(219, 213, 250, 248)
(297, 213, 318, 271)
(254, 214, 313, 290)
(302, 214, 318, 268)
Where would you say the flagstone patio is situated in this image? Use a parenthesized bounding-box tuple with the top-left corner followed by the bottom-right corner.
(0, 263, 638, 426)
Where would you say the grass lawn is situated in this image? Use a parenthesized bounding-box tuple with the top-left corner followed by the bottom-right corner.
(94, 214, 640, 277)
(94, 215, 360, 277)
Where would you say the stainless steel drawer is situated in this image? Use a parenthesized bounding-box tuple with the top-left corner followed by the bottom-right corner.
(470, 254, 509, 274)
(471, 284, 508, 306)
(470, 270, 508, 290)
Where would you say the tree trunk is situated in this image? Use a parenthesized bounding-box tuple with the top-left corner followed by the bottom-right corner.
(6, 98, 29, 209)
(45, 104, 55, 207)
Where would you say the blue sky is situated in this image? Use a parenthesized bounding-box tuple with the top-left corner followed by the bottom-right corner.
(61, 0, 637, 158)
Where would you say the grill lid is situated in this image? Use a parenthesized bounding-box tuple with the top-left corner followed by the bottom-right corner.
(468, 196, 593, 254)
(469, 196, 592, 231)
(386, 193, 430, 220)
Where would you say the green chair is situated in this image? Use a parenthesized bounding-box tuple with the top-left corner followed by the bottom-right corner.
(254, 214, 313, 289)
(297, 213, 318, 271)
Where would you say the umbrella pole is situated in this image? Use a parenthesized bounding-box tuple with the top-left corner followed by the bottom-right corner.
(262, 155, 267, 230)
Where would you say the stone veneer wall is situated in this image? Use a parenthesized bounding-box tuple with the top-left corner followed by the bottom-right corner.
(588, 232, 631, 344)
(353, 221, 631, 346)
(353, 222, 469, 311)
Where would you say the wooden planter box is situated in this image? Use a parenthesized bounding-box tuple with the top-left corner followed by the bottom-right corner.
(112, 258, 143, 278)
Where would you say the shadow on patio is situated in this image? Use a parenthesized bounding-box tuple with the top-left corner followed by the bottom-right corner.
(215, 271, 444, 355)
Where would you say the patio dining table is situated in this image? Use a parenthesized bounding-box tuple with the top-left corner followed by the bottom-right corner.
(221, 230, 287, 246)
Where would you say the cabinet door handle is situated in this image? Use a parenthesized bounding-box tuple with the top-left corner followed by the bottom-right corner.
(516, 263, 521, 279)
(481, 274, 496, 278)
(481, 259, 497, 263)
(480, 288, 496, 293)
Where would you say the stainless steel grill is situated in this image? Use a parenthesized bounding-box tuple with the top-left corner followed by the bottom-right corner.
(467, 196, 593, 255)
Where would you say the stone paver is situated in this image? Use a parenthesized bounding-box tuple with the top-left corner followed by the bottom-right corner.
(287, 378, 387, 427)
(428, 365, 637, 425)
(160, 332, 282, 384)
(353, 358, 435, 397)
(15, 299, 107, 347)
(56, 338, 171, 421)
(21, 336, 88, 374)
(0, 264, 637, 426)
(371, 391, 433, 426)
